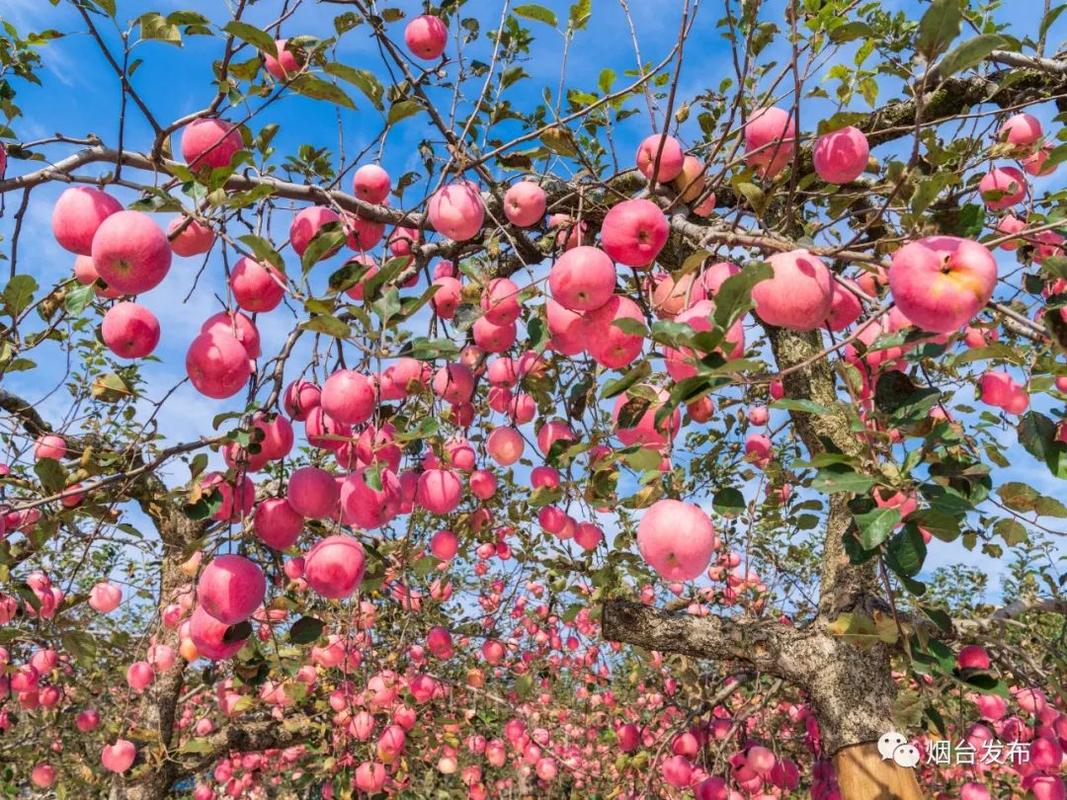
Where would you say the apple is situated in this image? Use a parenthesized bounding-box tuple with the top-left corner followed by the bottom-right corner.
(549, 246, 617, 311)
(340, 467, 401, 529)
(188, 604, 247, 660)
(185, 330, 252, 399)
(321, 369, 376, 425)
(290, 205, 342, 257)
(74, 254, 122, 298)
(550, 213, 586, 250)
(813, 125, 869, 184)
(417, 469, 462, 515)
(404, 15, 448, 60)
(661, 755, 693, 788)
(503, 181, 546, 227)
(825, 279, 863, 331)
(287, 467, 338, 519)
(979, 166, 1027, 210)
(346, 212, 386, 250)
(168, 216, 215, 257)
(672, 155, 707, 203)
(430, 531, 459, 561)
(101, 739, 137, 773)
(536, 419, 576, 455)
(957, 644, 991, 670)
(472, 316, 516, 352)
(432, 276, 462, 319)
(600, 199, 669, 268)
(253, 498, 303, 550)
(88, 582, 122, 613)
(353, 164, 391, 204)
(480, 277, 521, 324)
(433, 363, 475, 404)
(487, 426, 524, 466)
(126, 661, 154, 692)
(0, 141, 6, 177)
(230, 257, 286, 312)
(996, 213, 1026, 250)
(744, 107, 795, 177)
(181, 118, 242, 170)
(635, 134, 685, 182)
(200, 310, 260, 359)
(612, 388, 679, 450)
(663, 299, 744, 381)
(428, 181, 485, 242)
(304, 535, 366, 599)
(264, 39, 301, 80)
(101, 301, 160, 359)
(52, 187, 122, 255)
(1022, 146, 1056, 177)
(700, 261, 740, 296)
(584, 295, 645, 369)
(31, 764, 55, 789)
(887, 236, 996, 333)
(651, 271, 705, 318)
(197, 555, 265, 625)
(91, 210, 172, 294)
(751, 249, 834, 330)
(34, 434, 66, 461)
(1000, 112, 1042, 147)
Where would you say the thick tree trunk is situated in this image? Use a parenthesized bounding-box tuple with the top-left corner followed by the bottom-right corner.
(766, 327, 923, 799)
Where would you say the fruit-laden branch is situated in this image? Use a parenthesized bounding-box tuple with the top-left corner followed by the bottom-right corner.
(172, 715, 314, 780)
(600, 599, 801, 676)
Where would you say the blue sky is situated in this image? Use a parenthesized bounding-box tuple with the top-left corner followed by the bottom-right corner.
(1, 0, 1064, 604)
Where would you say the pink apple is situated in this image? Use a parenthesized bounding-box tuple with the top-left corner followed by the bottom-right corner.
(188, 604, 247, 660)
(979, 166, 1027, 209)
(52, 187, 122, 255)
(181, 118, 242, 170)
(663, 299, 744, 380)
(549, 245, 617, 311)
(91, 210, 172, 294)
(1022, 146, 1056, 177)
(1000, 113, 1042, 147)
(432, 276, 462, 319)
(263, 39, 301, 80)
(813, 125, 869, 184)
(290, 205, 342, 257)
(101, 739, 137, 773)
(612, 389, 679, 450)
(584, 295, 645, 369)
(31, 764, 55, 788)
(101, 302, 160, 359)
(480, 277, 521, 325)
(957, 644, 991, 670)
(287, 467, 338, 519)
(600, 199, 669, 268)
(304, 535, 365, 599)
(637, 499, 715, 581)
(185, 331, 252, 399)
(34, 434, 66, 461)
(404, 15, 448, 60)
(700, 261, 740, 296)
(997, 213, 1026, 250)
(353, 164, 391, 204)
(168, 216, 215, 257)
(745, 107, 795, 177)
(887, 236, 996, 333)
(321, 369, 376, 425)
(574, 522, 602, 551)
(751, 249, 833, 330)
(635, 134, 685, 182)
(430, 531, 458, 561)
(197, 555, 265, 625)
(74, 254, 122, 298)
(472, 316, 516, 353)
(825, 280, 863, 331)
(433, 364, 475, 404)
(651, 271, 704, 318)
(503, 181, 546, 227)
(230, 257, 285, 312)
(89, 582, 122, 613)
(673, 155, 707, 203)
(661, 755, 693, 788)
(126, 660, 155, 692)
(487, 426, 524, 466)
(428, 181, 485, 242)
(200, 310, 260, 359)
(417, 469, 462, 515)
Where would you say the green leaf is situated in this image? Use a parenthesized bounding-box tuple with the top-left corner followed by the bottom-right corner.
(601, 361, 651, 399)
(300, 315, 351, 339)
(289, 616, 324, 644)
(237, 235, 285, 272)
(61, 631, 98, 666)
(300, 222, 346, 271)
(223, 21, 277, 55)
(64, 283, 94, 316)
(828, 21, 873, 43)
(885, 525, 927, 577)
(812, 464, 874, 494)
(387, 99, 424, 125)
(598, 68, 616, 95)
(34, 458, 66, 493)
(324, 63, 384, 110)
(289, 74, 356, 109)
(713, 260, 772, 330)
(514, 4, 557, 26)
(874, 371, 940, 425)
(713, 487, 746, 517)
(994, 518, 1028, 546)
(853, 506, 901, 549)
(138, 12, 182, 45)
(936, 34, 1008, 78)
(916, 0, 962, 60)
(568, 0, 592, 30)
(541, 127, 577, 157)
(178, 738, 214, 754)
(3, 274, 37, 317)
(1017, 411, 1067, 479)
(771, 398, 829, 415)
(223, 621, 252, 643)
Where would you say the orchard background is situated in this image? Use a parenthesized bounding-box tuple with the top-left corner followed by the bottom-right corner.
(0, 0, 1065, 797)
